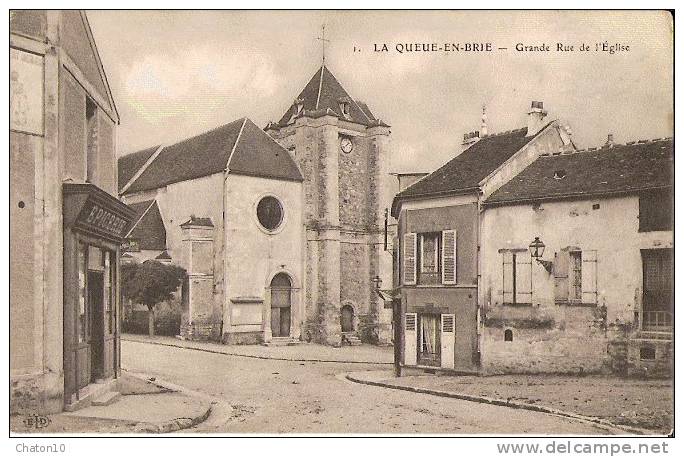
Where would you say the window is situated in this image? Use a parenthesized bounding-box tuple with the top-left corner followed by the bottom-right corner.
(403, 230, 456, 286)
(554, 248, 597, 304)
(86, 97, 98, 183)
(418, 314, 441, 367)
(569, 251, 582, 301)
(256, 196, 284, 231)
(641, 249, 673, 331)
(420, 233, 439, 274)
(640, 346, 656, 360)
(501, 250, 532, 305)
(639, 189, 672, 232)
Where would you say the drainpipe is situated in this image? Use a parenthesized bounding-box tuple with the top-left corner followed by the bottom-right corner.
(476, 190, 484, 369)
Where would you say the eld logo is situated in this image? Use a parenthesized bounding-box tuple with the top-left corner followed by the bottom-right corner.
(22, 414, 51, 429)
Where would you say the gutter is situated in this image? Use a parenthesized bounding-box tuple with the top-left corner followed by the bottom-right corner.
(482, 185, 672, 208)
(391, 186, 480, 218)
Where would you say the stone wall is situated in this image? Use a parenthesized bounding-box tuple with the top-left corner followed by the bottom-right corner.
(271, 116, 393, 346)
(481, 305, 615, 375)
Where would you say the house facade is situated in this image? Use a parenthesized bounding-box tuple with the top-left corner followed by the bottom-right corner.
(10, 11, 135, 413)
(391, 102, 575, 373)
(481, 139, 673, 376)
(119, 118, 305, 344)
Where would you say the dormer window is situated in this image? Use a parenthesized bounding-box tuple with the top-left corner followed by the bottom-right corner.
(294, 98, 304, 115)
(339, 99, 351, 118)
(553, 169, 567, 180)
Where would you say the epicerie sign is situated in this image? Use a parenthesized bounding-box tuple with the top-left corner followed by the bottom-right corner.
(79, 203, 128, 237)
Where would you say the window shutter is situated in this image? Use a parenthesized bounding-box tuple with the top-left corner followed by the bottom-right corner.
(502, 251, 514, 303)
(554, 249, 570, 303)
(440, 314, 455, 369)
(581, 250, 598, 304)
(441, 230, 457, 285)
(403, 233, 417, 285)
(404, 313, 417, 366)
(515, 253, 532, 304)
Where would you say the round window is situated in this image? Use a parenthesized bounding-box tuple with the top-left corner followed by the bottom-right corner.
(256, 196, 284, 231)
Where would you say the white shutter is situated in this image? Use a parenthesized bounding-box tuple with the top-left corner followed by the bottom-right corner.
(404, 313, 417, 366)
(581, 250, 598, 304)
(403, 233, 417, 285)
(440, 314, 455, 369)
(515, 253, 532, 304)
(502, 252, 514, 303)
(441, 230, 457, 285)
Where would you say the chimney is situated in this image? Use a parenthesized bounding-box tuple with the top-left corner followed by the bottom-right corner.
(480, 104, 488, 136)
(526, 101, 548, 137)
(461, 131, 480, 152)
(605, 133, 615, 148)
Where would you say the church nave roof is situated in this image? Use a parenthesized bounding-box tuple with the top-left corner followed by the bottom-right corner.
(119, 117, 303, 195)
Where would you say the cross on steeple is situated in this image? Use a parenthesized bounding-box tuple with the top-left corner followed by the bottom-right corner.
(316, 24, 330, 64)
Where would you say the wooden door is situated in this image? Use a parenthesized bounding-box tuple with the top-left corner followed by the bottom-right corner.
(270, 273, 291, 338)
(88, 271, 104, 382)
(341, 305, 354, 332)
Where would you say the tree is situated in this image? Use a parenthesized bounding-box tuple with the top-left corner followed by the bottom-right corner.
(121, 260, 187, 336)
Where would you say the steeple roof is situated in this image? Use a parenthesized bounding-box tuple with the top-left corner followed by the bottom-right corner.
(273, 65, 386, 128)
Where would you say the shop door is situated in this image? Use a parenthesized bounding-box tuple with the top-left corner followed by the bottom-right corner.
(88, 271, 105, 382)
(270, 273, 292, 337)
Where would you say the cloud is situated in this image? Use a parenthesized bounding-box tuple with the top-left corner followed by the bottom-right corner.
(121, 45, 281, 124)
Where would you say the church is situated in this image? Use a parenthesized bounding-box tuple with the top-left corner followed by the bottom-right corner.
(119, 64, 395, 346)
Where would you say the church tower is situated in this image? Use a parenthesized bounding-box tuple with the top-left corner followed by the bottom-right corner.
(266, 65, 394, 346)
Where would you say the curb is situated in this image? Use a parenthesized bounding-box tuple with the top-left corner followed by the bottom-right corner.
(122, 336, 393, 365)
(345, 372, 659, 436)
(133, 406, 212, 434)
(123, 372, 214, 433)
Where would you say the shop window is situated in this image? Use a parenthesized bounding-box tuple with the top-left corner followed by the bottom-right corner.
(501, 250, 532, 305)
(78, 243, 87, 343)
(639, 189, 672, 232)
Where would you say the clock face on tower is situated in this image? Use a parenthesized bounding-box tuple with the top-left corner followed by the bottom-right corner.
(340, 136, 353, 154)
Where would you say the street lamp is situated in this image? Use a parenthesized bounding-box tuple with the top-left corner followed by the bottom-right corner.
(372, 275, 383, 292)
(372, 274, 401, 377)
(529, 237, 553, 274)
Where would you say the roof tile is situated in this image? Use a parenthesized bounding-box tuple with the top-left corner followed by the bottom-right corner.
(485, 138, 673, 205)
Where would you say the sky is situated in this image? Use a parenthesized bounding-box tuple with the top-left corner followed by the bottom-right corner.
(88, 10, 673, 173)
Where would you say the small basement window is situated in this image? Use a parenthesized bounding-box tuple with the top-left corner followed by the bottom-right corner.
(640, 346, 656, 360)
(504, 329, 513, 342)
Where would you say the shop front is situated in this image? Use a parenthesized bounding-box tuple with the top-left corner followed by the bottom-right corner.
(62, 184, 134, 408)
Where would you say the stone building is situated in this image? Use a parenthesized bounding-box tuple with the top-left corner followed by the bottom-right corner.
(391, 102, 575, 373)
(119, 118, 305, 344)
(481, 138, 673, 377)
(10, 11, 135, 413)
(392, 100, 673, 377)
(265, 65, 395, 345)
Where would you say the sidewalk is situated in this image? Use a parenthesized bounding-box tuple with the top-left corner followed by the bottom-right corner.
(346, 371, 673, 435)
(123, 333, 394, 365)
(10, 374, 211, 434)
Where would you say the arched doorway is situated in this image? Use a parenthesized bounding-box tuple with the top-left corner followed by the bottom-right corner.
(341, 305, 354, 333)
(270, 273, 291, 337)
